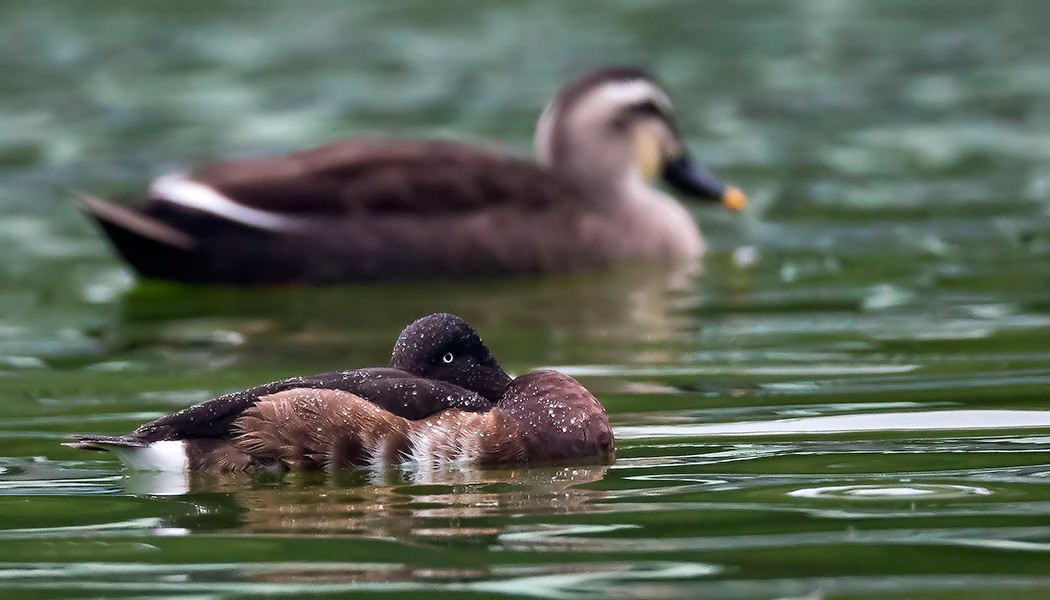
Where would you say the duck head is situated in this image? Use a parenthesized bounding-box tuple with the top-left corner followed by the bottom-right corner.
(534, 66, 746, 211)
(389, 313, 512, 402)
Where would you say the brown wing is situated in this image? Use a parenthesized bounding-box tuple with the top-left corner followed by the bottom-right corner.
(187, 139, 578, 217)
(232, 388, 415, 470)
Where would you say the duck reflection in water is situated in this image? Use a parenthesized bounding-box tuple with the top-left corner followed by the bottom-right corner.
(165, 464, 608, 531)
(111, 258, 709, 382)
(126, 464, 611, 587)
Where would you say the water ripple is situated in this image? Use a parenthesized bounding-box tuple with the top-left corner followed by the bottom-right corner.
(788, 484, 992, 500)
(616, 410, 1050, 439)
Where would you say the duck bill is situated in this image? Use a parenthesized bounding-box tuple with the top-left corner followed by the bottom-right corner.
(662, 155, 747, 211)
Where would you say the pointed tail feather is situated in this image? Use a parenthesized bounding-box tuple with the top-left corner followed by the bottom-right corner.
(74, 191, 196, 251)
(73, 191, 207, 280)
(64, 434, 148, 452)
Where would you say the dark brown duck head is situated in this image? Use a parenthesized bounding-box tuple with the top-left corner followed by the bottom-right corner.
(387, 313, 612, 466)
(534, 66, 747, 211)
(388, 312, 512, 402)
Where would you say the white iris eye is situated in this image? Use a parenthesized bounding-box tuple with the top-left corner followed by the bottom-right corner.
(442, 352, 454, 364)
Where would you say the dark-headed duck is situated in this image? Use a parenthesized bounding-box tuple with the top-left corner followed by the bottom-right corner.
(66, 313, 614, 471)
(79, 66, 746, 284)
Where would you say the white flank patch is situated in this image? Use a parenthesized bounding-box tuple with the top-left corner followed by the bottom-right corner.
(407, 430, 430, 466)
(367, 437, 392, 469)
(150, 173, 305, 231)
(112, 440, 189, 472)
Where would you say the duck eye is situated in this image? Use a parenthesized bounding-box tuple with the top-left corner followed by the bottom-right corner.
(442, 352, 454, 364)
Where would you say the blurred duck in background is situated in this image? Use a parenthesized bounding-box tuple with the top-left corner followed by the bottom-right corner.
(79, 66, 746, 284)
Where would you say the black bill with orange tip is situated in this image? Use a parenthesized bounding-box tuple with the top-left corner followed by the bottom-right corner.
(663, 155, 747, 211)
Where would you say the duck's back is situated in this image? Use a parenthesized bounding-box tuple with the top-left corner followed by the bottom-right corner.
(78, 367, 493, 448)
(92, 139, 623, 283)
(188, 139, 566, 216)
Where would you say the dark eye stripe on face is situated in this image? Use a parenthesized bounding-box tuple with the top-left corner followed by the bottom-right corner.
(630, 100, 665, 117)
(616, 101, 679, 135)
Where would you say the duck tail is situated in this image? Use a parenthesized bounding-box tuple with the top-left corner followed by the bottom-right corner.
(73, 191, 200, 279)
(63, 433, 147, 452)
(65, 435, 189, 472)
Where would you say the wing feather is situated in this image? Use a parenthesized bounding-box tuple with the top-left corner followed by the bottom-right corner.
(180, 140, 576, 218)
(124, 368, 492, 445)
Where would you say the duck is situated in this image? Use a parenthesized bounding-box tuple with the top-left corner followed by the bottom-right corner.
(65, 313, 615, 471)
(79, 66, 746, 284)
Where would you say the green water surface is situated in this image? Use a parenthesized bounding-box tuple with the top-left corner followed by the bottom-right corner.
(2, 1, 1050, 598)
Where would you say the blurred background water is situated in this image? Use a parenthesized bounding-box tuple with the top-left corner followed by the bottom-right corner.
(1, 0, 1050, 598)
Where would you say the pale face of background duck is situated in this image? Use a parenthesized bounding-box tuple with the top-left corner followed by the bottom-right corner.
(535, 72, 677, 190)
(534, 69, 744, 213)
